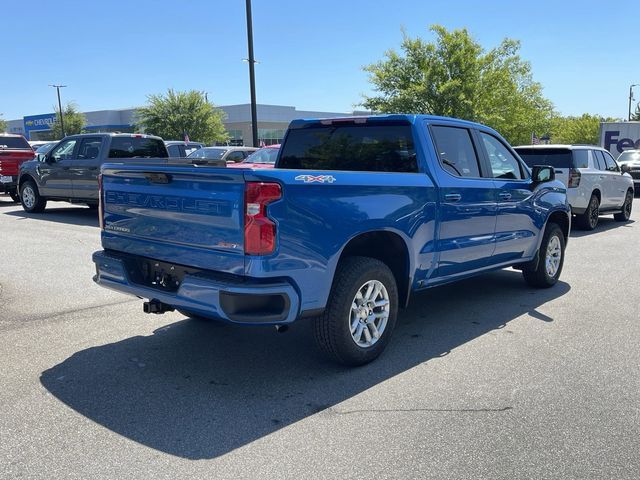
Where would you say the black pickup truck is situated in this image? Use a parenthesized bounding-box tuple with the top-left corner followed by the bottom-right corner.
(18, 133, 170, 212)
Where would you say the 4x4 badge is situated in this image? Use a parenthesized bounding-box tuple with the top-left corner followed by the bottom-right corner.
(294, 174, 336, 183)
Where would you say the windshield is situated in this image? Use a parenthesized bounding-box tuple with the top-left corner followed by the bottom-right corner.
(187, 148, 226, 160)
(244, 147, 279, 164)
(617, 151, 640, 163)
(108, 137, 168, 158)
(0, 136, 31, 150)
(35, 143, 56, 154)
(515, 148, 573, 169)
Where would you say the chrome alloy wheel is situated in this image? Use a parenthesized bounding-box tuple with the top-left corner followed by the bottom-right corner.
(22, 186, 36, 209)
(545, 235, 562, 278)
(349, 280, 390, 348)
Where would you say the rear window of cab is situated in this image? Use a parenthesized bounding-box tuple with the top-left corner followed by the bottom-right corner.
(0, 136, 31, 149)
(109, 137, 168, 158)
(278, 123, 418, 173)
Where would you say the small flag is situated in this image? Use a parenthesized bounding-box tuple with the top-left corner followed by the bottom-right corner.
(531, 133, 540, 145)
(259, 140, 266, 148)
(184, 132, 190, 144)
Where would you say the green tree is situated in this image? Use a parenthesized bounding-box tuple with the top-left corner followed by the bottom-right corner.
(631, 103, 640, 121)
(549, 114, 619, 145)
(0, 115, 7, 133)
(51, 102, 86, 139)
(362, 25, 554, 145)
(136, 89, 228, 144)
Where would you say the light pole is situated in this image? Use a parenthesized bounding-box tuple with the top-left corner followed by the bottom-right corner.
(49, 84, 67, 137)
(244, 0, 258, 147)
(628, 84, 638, 122)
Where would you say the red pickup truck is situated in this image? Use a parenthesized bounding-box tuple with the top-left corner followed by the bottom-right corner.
(0, 134, 34, 202)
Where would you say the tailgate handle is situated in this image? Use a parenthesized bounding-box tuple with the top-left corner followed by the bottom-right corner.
(145, 172, 172, 184)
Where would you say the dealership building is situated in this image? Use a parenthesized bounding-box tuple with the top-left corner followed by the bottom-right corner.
(5, 104, 368, 146)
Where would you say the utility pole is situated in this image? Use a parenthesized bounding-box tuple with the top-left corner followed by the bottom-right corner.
(628, 84, 639, 121)
(49, 84, 67, 137)
(245, 0, 258, 147)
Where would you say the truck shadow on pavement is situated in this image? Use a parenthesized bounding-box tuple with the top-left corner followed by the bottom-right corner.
(41, 270, 569, 460)
(4, 206, 99, 227)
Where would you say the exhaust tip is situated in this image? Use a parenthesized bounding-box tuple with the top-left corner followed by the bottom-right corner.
(275, 324, 289, 333)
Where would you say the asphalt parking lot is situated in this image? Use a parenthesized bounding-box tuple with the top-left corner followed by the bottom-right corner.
(0, 198, 638, 479)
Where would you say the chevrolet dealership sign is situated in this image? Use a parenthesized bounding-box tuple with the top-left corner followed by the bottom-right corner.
(23, 113, 56, 139)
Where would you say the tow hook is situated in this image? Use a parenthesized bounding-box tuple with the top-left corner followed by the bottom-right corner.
(275, 324, 289, 333)
(143, 300, 175, 314)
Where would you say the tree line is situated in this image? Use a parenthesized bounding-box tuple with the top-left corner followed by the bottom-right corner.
(361, 24, 629, 146)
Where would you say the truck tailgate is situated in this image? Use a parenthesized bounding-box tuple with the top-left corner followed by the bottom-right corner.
(101, 164, 246, 275)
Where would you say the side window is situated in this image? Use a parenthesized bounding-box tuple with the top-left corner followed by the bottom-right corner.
(431, 126, 480, 178)
(183, 146, 199, 157)
(479, 132, 524, 180)
(167, 145, 181, 157)
(50, 139, 77, 162)
(77, 137, 102, 159)
(592, 150, 607, 171)
(572, 150, 589, 169)
(226, 151, 246, 163)
(601, 150, 619, 172)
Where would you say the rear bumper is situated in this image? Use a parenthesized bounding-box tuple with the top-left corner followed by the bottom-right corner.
(92, 250, 300, 325)
(0, 175, 18, 192)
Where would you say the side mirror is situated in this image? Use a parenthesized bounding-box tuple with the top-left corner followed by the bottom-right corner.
(532, 165, 555, 183)
(621, 163, 631, 173)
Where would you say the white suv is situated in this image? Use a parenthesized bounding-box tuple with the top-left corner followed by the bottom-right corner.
(514, 145, 634, 230)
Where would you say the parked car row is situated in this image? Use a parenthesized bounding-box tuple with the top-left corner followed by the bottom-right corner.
(0, 132, 279, 212)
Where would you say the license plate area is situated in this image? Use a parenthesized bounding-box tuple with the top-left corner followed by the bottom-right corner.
(123, 256, 200, 292)
(0, 176, 13, 183)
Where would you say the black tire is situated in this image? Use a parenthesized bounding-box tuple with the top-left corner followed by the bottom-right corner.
(8, 190, 20, 203)
(313, 256, 398, 366)
(20, 180, 47, 213)
(575, 194, 599, 230)
(613, 190, 633, 222)
(522, 223, 565, 288)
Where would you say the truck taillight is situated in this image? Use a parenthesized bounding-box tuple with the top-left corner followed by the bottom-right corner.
(98, 174, 104, 229)
(244, 182, 281, 255)
(568, 168, 581, 188)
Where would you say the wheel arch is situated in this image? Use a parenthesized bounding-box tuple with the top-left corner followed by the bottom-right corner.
(336, 230, 413, 308)
(18, 174, 37, 190)
(547, 209, 570, 243)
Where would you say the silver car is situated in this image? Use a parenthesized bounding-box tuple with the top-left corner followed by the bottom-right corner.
(186, 146, 258, 164)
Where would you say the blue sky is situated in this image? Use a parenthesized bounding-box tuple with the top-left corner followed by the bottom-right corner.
(1, 0, 638, 120)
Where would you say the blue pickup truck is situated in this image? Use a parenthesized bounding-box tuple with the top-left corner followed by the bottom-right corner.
(92, 115, 570, 365)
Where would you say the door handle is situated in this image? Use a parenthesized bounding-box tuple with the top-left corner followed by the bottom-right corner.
(499, 192, 512, 200)
(444, 193, 462, 202)
(555, 170, 564, 174)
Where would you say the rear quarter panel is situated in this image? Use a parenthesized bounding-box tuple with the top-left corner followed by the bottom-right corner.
(244, 168, 437, 312)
